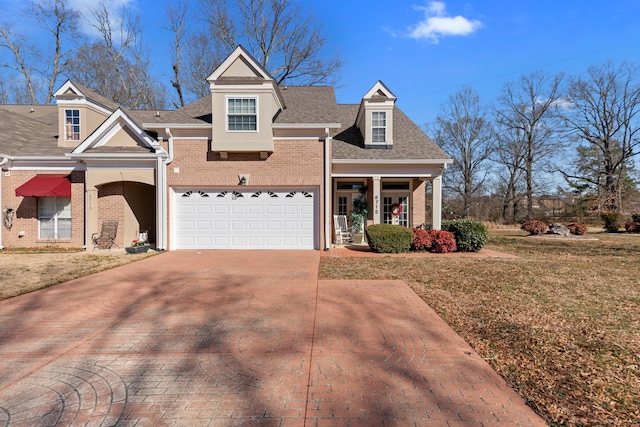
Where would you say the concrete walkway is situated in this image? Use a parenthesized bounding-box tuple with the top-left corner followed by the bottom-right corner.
(0, 251, 545, 426)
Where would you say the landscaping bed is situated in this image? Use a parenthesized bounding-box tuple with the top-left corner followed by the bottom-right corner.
(320, 229, 640, 426)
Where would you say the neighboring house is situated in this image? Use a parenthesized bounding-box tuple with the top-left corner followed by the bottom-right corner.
(0, 46, 451, 251)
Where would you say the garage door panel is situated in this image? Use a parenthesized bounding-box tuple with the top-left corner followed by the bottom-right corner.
(197, 205, 212, 215)
(175, 189, 315, 249)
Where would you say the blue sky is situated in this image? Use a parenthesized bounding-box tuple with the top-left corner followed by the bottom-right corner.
(2, 0, 640, 127)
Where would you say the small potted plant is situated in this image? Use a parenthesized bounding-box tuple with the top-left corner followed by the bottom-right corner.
(125, 239, 150, 254)
(350, 188, 369, 244)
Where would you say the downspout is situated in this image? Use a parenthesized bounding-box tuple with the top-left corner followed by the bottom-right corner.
(0, 157, 8, 249)
(157, 127, 174, 250)
(324, 128, 331, 250)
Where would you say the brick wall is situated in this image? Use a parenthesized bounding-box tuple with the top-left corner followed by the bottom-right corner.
(412, 179, 426, 227)
(1, 170, 85, 248)
(97, 182, 126, 248)
(167, 138, 326, 248)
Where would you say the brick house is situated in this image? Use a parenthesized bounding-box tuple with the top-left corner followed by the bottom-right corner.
(0, 46, 451, 250)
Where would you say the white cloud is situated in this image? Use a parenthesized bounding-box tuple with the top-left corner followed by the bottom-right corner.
(408, 1, 482, 43)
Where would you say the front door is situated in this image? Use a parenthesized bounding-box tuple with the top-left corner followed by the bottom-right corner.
(382, 194, 409, 227)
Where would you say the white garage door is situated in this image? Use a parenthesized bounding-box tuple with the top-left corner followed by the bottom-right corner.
(174, 189, 316, 249)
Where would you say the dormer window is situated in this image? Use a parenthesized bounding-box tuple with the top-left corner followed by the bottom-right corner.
(64, 109, 80, 141)
(227, 97, 257, 131)
(372, 111, 386, 143)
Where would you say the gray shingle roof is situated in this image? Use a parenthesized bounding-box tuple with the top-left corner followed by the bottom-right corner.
(275, 86, 337, 124)
(0, 81, 449, 162)
(332, 105, 450, 160)
(0, 105, 65, 156)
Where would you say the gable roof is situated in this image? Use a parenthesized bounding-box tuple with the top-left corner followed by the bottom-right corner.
(71, 108, 161, 155)
(54, 80, 121, 113)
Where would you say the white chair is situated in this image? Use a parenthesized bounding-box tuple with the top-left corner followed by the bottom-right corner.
(333, 214, 353, 244)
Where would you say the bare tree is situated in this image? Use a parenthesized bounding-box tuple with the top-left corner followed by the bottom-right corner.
(0, 0, 79, 104)
(433, 87, 494, 218)
(68, 1, 165, 109)
(30, 0, 81, 104)
(561, 62, 640, 212)
(491, 122, 526, 223)
(0, 24, 40, 104)
(199, 0, 342, 85)
(165, 0, 188, 108)
(495, 70, 564, 220)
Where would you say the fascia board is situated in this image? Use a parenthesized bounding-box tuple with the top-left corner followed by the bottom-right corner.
(66, 152, 167, 160)
(143, 123, 213, 129)
(271, 123, 341, 129)
(332, 159, 453, 165)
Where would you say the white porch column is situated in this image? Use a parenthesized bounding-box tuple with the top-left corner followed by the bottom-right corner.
(432, 174, 443, 230)
(372, 176, 381, 224)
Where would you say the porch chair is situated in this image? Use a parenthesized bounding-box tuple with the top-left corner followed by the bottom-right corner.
(333, 215, 352, 244)
(91, 221, 119, 250)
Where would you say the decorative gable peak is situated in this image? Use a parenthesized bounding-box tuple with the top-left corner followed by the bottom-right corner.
(362, 81, 397, 102)
(70, 109, 162, 156)
(357, 81, 396, 149)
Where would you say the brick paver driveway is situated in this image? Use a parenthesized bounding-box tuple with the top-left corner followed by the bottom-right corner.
(0, 251, 545, 426)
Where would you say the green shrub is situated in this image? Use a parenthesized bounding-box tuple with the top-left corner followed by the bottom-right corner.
(442, 219, 488, 252)
(567, 222, 587, 235)
(521, 220, 548, 235)
(366, 224, 412, 253)
(632, 213, 640, 223)
(601, 212, 623, 232)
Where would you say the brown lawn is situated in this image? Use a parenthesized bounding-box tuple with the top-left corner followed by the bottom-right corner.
(0, 248, 157, 301)
(320, 229, 640, 426)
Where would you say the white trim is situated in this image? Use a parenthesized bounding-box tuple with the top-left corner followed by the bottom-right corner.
(171, 136, 210, 140)
(332, 173, 431, 178)
(67, 153, 166, 160)
(273, 136, 323, 141)
(64, 108, 81, 142)
(8, 165, 81, 171)
(333, 158, 453, 165)
(143, 123, 212, 129)
(72, 109, 160, 154)
(272, 123, 341, 129)
(225, 95, 259, 133)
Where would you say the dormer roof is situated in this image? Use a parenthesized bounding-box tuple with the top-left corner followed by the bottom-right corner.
(207, 45, 285, 112)
(53, 80, 120, 114)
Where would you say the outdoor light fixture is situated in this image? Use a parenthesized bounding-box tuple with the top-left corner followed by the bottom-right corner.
(238, 174, 249, 186)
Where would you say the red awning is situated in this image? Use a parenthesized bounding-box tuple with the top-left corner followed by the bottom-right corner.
(15, 175, 71, 197)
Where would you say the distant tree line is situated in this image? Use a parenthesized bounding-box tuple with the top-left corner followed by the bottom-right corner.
(429, 64, 640, 223)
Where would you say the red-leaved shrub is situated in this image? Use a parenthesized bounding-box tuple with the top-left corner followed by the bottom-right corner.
(625, 221, 640, 233)
(429, 230, 457, 253)
(411, 228, 457, 253)
(412, 228, 433, 251)
(521, 220, 548, 235)
(567, 222, 587, 235)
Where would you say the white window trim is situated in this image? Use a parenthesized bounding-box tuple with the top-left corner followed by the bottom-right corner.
(64, 109, 81, 141)
(38, 197, 72, 240)
(226, 96, 259, 132)
(371, 111, 386, 144)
